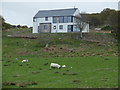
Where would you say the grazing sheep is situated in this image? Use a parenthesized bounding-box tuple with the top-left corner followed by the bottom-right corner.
(62, 65, 66, 68)
(50, 63, 61, 69)
(22, 59, 28, 63)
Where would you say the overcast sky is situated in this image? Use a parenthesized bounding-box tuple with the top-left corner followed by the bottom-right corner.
(1, 1, 119, 27)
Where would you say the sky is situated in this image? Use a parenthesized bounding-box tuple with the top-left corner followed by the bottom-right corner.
(1, 1, 119, 27)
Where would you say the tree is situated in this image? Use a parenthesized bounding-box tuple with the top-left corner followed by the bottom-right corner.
(75, 14, 87, 38)
(17, 25, 21, 28)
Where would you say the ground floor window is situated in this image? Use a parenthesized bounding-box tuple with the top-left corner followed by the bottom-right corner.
(44, 25, 48, 30)
(68, 25, 73, 32)
(59, 25, 63, 30)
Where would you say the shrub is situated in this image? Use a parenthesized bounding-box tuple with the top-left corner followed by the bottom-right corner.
(101, 25, 113, 30)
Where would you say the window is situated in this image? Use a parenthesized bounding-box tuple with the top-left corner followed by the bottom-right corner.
(33, 18, 37, 22)
(53, 26, 56, 29)
(44, 25, 48, 30)
(59, 25, 63, 29)
(67, 16, 73, 23)
(64, 16, 67, 23)
(68, 25, 73, 32)
(53, 17, 57, 23)
(59, 16, 64, 23)
(45, 17, 48, 21)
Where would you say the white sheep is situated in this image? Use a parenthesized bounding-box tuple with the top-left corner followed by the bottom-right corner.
(62, 65, 66, 68)
(50, 63, 61, 69)
(22, 59, 28, 63)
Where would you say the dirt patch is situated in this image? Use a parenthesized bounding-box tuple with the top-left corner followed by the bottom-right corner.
(3, 81, 38, 87)
(17, 50, 29, 55)
(43, 45, 56, 52)
(73, 79, 81, 83)
(63, 72, 78, 75)
(31, 71, 40, 74)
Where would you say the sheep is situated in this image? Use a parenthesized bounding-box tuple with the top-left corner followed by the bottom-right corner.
(50, 63, 61, 69)
(62, 65, 66, 68)
(22, 59, 28, 63)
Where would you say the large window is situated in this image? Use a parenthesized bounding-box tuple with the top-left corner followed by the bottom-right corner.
(45, 17, 48, 21)
(53, 16, 73, 23)
(59, 25, 63, 29)
(64, 16, 67, 23)
(53, 17, 57, 23)
(59, 16, 64, 23)
(44, 25, 48, 30)
(67, 16, 73, 23)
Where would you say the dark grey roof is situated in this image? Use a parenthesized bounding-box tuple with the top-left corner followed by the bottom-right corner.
(34, 8, 78, 18)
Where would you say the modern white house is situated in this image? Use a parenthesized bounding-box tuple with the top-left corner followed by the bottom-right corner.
(33, 8, 89, 33)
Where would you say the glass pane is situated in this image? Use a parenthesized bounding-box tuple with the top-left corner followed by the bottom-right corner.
(59, 16, 64, 23)
(68, 25, 71, 32)
(45, 17, 48, 21)
(64, 16, 67, 23)
(68, 16, 73, 23)
(53, 17, 57, 23)
(44, 25, 48, 29)
(59, 25, 63, 29)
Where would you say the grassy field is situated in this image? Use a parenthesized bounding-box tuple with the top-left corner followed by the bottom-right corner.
(2, 29, 118, 88)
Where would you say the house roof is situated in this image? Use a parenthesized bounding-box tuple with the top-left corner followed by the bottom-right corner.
(34, 8, 78, 18)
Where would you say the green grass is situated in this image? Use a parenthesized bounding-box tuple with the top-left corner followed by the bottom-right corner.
(2, 30, 118, 88)
(2, 56, 118, 88)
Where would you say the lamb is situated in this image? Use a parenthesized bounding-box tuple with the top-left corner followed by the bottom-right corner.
(50, 63, 61, 69)
(22, 59, 28, 63)
(62, 65, 66, 68)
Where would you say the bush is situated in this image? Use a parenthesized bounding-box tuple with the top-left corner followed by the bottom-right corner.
(101, 25, 112, 30)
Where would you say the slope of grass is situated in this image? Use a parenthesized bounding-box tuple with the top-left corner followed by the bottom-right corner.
(2, 30, 118, 88)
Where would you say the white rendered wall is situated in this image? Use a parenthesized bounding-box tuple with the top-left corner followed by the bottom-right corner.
(33, 22, 38, 33)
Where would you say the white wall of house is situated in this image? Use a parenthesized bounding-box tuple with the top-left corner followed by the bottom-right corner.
(33, 22, 38, 33)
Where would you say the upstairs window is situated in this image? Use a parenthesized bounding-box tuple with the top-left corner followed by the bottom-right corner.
(59, 16, 64, 23)
(59, 25, 63, 29)
(33, 18, 37, 22)
(64, 16, 67, 23)
(53, 17, 57, 23)
(45, 17, 48, 21)
(67, 16, 73, 23)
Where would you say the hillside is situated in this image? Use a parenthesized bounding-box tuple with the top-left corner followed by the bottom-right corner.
(2, 29, 118, 88)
